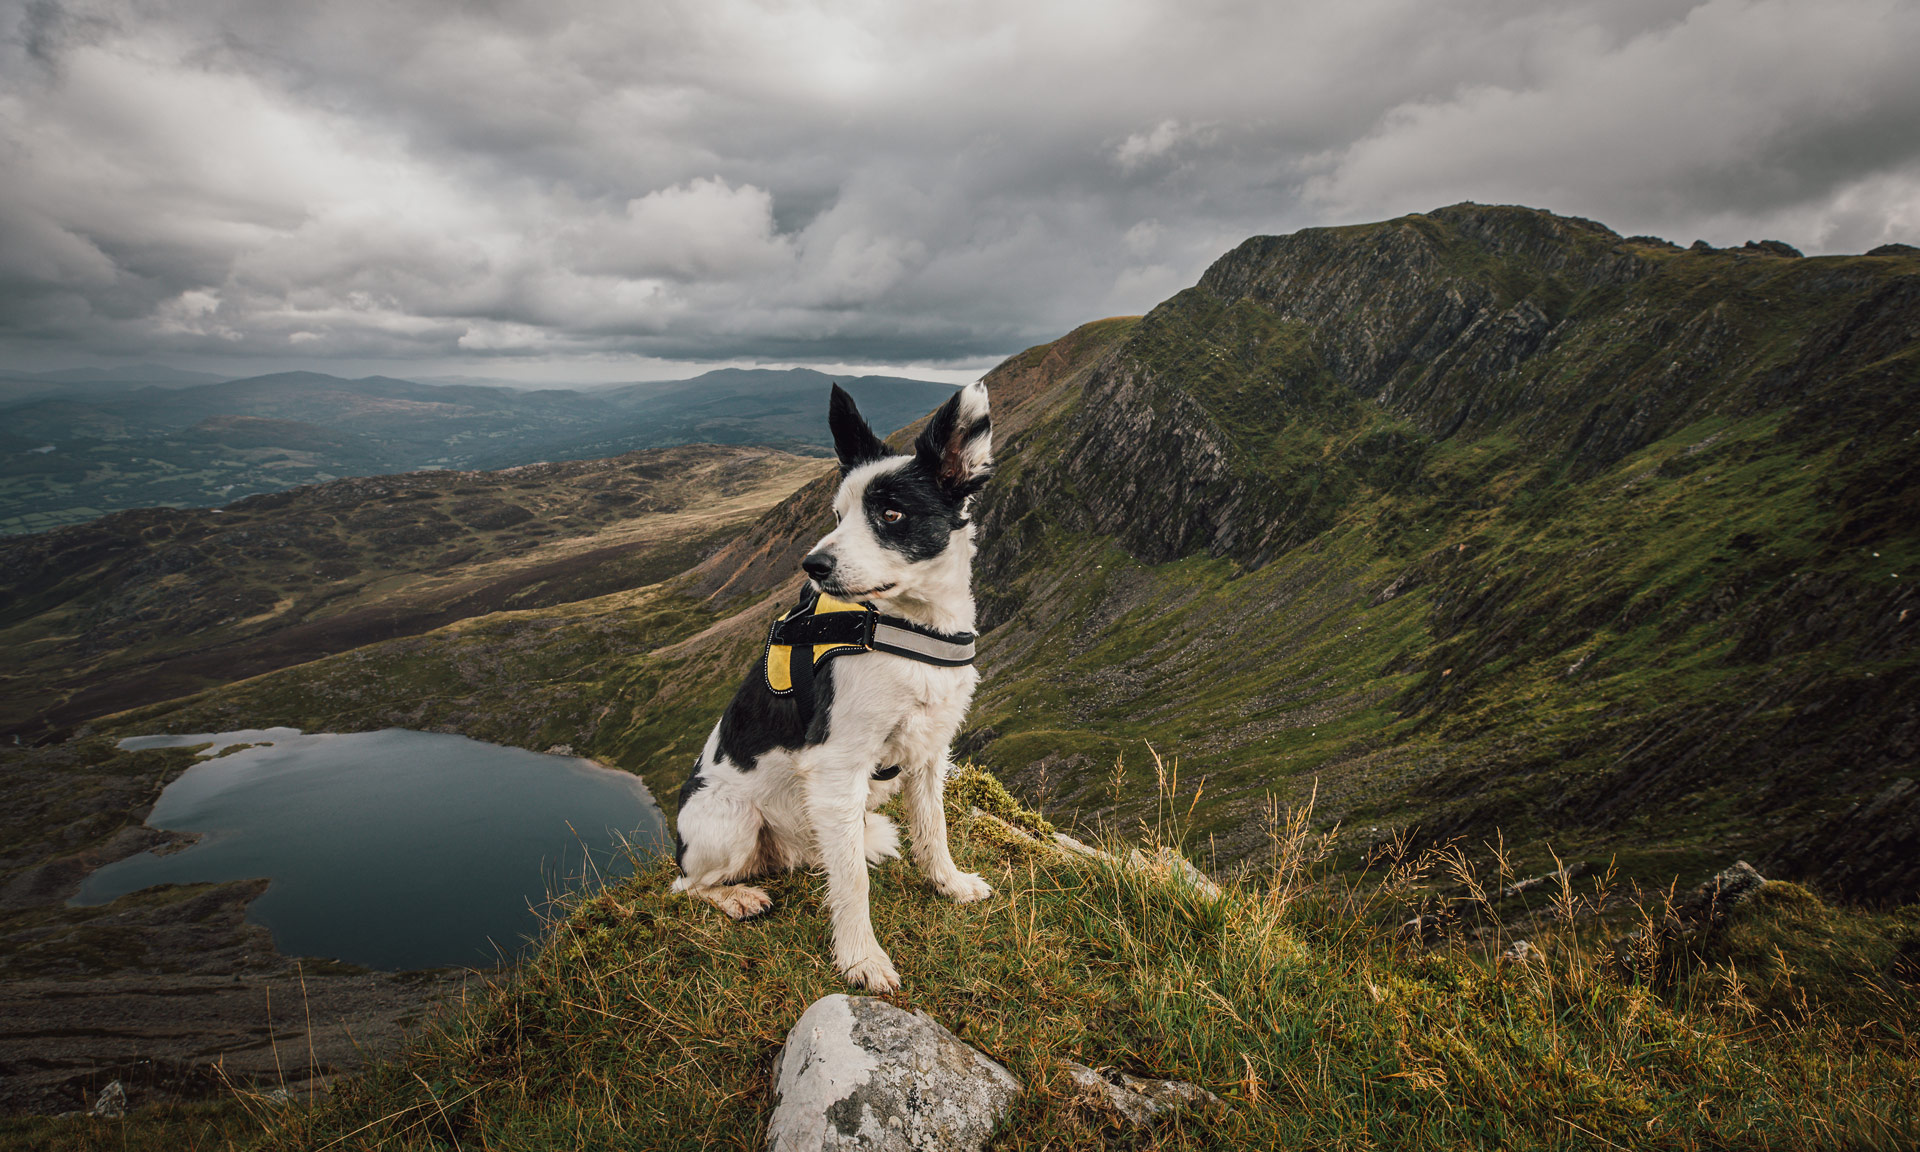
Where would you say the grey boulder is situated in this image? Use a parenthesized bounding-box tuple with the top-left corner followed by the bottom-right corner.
(766, 994, 1022, 1152)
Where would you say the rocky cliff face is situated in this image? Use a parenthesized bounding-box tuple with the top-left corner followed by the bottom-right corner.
(987, 205, 1919, 573)
(966, 204, 1919, 903)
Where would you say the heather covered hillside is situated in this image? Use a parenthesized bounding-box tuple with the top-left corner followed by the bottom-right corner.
(0, 445, 828, 739)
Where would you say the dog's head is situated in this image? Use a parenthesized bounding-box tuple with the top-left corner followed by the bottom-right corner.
(800, 382, 993, 605)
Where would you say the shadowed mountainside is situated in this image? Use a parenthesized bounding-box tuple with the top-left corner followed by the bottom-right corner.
(101, 205, 1920, 905)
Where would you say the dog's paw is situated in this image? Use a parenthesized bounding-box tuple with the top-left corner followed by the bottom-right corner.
(839, 951, 902, 993)
(712, 886, 773, 920)
(937, 871, 994, 904)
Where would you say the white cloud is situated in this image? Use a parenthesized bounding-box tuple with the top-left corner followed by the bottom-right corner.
(1116, 120, 1187, 170)
(575, 178, 792, 281)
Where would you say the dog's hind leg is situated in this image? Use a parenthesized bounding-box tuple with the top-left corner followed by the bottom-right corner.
(672, 777, 775, 920)
(904, 759, 993, 904)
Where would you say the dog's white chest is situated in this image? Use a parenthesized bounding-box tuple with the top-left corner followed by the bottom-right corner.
(835, 654, 976, 751)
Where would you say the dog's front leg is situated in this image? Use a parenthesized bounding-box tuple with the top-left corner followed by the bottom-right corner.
(803, 757, 901, 992)
(905, 759, 993, 903)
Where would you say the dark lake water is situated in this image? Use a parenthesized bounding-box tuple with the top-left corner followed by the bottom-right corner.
(74, 728, 666, 970)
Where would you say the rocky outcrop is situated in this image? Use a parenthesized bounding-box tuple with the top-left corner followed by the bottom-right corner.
(983, 203, 1920, 575)
(962, 205, 1920, 902)
(1060, 1060, 1219, 1127)
(1613, 862, 1773, 979)
(766, 995, 1022, 1152)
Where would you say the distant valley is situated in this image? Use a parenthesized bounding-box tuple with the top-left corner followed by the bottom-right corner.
(0, 443, 827, 739)
(0, 367, 953, 534)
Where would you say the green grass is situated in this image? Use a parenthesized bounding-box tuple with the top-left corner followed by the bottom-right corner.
(962, 293, 1920, 881)
(0, 1099, 260, 1152)
(231, 767, 1916, 1151)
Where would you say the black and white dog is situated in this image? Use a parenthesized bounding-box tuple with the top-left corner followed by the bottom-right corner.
(672, 381, 995, 991)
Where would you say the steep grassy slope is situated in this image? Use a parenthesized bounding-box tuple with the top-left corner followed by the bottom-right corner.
(961, 206, 1920, 903)
(109, 207, 1920, 907)
(2, 445, 827, 738)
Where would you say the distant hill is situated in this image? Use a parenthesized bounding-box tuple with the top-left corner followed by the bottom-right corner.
(0, 367, 954, 534)
(577, 368, 963, 456)
(0, 364, 232, 409)
(0, 363, 231, 387)
(0, 443, 827, 737)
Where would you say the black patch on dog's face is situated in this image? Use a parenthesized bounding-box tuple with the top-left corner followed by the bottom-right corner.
(860, 460, 968, 563)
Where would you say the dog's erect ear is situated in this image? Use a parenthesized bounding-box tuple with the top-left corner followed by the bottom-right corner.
(828, 384, 889, 475)
(914, 381, 993, 501)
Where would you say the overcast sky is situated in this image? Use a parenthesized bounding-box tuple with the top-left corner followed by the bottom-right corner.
(2, 0, 1916, 383)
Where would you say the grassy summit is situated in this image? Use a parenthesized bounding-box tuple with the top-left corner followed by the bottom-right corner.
(168, 768, 1915, 1151)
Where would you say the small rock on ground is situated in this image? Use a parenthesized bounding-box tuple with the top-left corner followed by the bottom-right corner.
(1060, 1060, 1219, 1128)
(1681, 860, 1768, 918)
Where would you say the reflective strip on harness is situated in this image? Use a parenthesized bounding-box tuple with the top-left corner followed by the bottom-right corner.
(871, 621, 975, 666)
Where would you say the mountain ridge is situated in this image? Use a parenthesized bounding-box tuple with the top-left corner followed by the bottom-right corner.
(74, 202, 1920, 907)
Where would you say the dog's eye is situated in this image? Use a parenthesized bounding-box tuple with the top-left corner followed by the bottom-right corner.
(881, 509, 903, 523)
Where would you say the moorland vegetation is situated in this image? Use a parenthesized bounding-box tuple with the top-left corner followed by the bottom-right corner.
(6, 204, 1918, 1148)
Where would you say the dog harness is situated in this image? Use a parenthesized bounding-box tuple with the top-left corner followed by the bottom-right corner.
(762, 590, 977, 737)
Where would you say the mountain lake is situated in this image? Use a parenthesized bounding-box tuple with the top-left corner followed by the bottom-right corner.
(74, 728, 666, 970)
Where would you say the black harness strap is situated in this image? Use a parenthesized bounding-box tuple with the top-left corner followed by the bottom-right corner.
(790, 633, 816, 727)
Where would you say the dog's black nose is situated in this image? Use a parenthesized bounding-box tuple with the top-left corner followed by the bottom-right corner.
(801, 552, 836, 580)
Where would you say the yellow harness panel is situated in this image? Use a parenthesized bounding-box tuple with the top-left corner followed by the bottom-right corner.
(764, 593, 872, 693)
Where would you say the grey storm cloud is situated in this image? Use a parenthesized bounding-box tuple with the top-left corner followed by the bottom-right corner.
(1, 0, 1916, 374)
